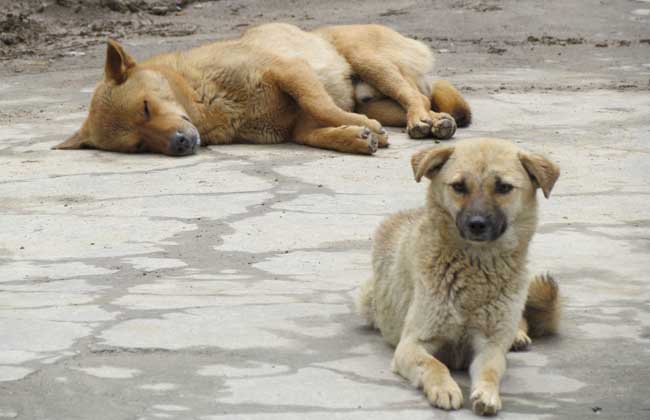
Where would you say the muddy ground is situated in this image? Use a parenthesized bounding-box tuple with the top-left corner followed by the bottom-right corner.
(1, 1, 650, 420)
(2, 0, 649, 90)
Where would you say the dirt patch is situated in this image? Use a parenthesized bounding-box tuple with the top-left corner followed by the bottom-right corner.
(0, 13, 46, 49)
(526, 35, 585, 46)
(452, 1, 503, 12)
(379, 8, 409, 17)
(0, 0, 198, 62)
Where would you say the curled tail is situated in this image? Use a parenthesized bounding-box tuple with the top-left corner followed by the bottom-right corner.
(357, 277, 376, 327)
(524, 274, 561, 337)
(431, 80, 472, 127)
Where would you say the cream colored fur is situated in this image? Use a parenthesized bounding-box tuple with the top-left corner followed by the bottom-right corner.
(358, 138, 560, 415)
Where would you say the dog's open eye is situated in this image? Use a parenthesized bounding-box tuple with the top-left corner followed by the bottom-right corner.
(143, 100, 150, 120)
(495, 181, 514, 195)
(451, 181, 468, 194)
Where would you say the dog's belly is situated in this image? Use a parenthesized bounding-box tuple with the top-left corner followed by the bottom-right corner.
(241, 23, 355, 111)
(436, 339, 474, 370)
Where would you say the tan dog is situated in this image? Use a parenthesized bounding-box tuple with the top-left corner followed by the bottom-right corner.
(358, 138, 560, 415)
(54, 23, 470, 156)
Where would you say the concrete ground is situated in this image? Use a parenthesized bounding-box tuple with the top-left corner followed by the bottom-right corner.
(1, 1, 649, 419)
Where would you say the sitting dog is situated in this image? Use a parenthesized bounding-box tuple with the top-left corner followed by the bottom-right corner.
(54, 23, 470, 156)
(358, 138, 561, 415)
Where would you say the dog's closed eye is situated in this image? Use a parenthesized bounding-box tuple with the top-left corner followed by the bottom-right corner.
(143, 100, 150, 120)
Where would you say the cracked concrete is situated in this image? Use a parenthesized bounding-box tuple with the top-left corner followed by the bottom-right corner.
(1, 1, 650, 419)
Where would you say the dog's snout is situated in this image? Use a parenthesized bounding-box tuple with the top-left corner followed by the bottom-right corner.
(457, 208, 507, 242)
(468, 216, 488, 236)
(169, 128, 200, 156)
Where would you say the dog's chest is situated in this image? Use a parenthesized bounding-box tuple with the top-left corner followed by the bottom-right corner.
(194, 69, 296, 144)
(417, 255, 524, 340)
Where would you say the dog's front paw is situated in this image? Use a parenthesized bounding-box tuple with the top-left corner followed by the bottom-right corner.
(365, 118, 384, 134)
(358, 127, 379, 153)
(376, 128, 389, 148)
(510, 329, 532, 351)
(471, 383, 502, 416)
(424, 378, 463, 411)
(431, 113, 457, 140)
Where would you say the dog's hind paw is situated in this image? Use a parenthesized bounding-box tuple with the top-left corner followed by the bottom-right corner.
(431, 113, 457, 140)
(510, 329, 532, 351)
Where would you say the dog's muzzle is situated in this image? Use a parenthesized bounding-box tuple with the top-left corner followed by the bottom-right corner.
(457, 210, 507, 242)
(169, 127, 200, 156)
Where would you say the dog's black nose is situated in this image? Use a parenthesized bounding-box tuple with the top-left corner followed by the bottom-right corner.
(468, 216, 488, 235)
(170, 129, 199, 156)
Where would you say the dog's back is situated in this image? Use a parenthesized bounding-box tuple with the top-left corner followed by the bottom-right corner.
(241, 23, 355, 111)
(317, 24, 433, 83)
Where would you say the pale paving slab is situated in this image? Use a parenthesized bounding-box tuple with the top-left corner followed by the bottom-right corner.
(0, 261, 115, 283)
(71, 366, 142, 379)
(100, 302, 350, 350)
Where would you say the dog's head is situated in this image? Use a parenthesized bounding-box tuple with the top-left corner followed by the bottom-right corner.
(54, 40, 200, 156)
(412, 138, 559, 246)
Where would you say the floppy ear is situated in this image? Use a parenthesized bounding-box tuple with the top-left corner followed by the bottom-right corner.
(411, 146, 455, 182)
(52, 127, 93, 150)
(105, 39, 136, 84)
(518, 151, 560, 198)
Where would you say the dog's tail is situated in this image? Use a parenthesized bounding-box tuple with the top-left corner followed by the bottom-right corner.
(357, 277, 376, 327)
(431, 80, 472, 127)
(524, 274, 561, 337)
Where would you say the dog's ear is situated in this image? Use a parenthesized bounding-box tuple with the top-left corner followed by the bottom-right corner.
(518, 151, 560, 198)
(411, 146, 455, 182)
(52, 126, 94, 150)
(105, 39, 136, 84)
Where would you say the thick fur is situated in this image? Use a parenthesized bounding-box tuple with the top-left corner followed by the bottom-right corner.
(55, 23, 471, 156)
(524, 274, 561, 337)
(358, 138, 560, 415)
(431, 80, 472, 127)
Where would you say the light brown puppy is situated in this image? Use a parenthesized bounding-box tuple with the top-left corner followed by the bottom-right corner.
(358, 138, 560, 416)
(54, 23, 470, 156)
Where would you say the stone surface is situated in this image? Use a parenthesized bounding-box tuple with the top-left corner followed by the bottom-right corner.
(1, 1, 649, 419)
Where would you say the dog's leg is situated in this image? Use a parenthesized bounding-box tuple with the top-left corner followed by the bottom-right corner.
(392, 337, 463, 410)
(266, 59, 385, 136)
(355, 99, 407, 127)
(356, 98, 456, 139)
(346, 55, 455, 139)
(469, 339, 507, 416)
(511, 317, 532, 351)
(292, 114, 387, 154)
